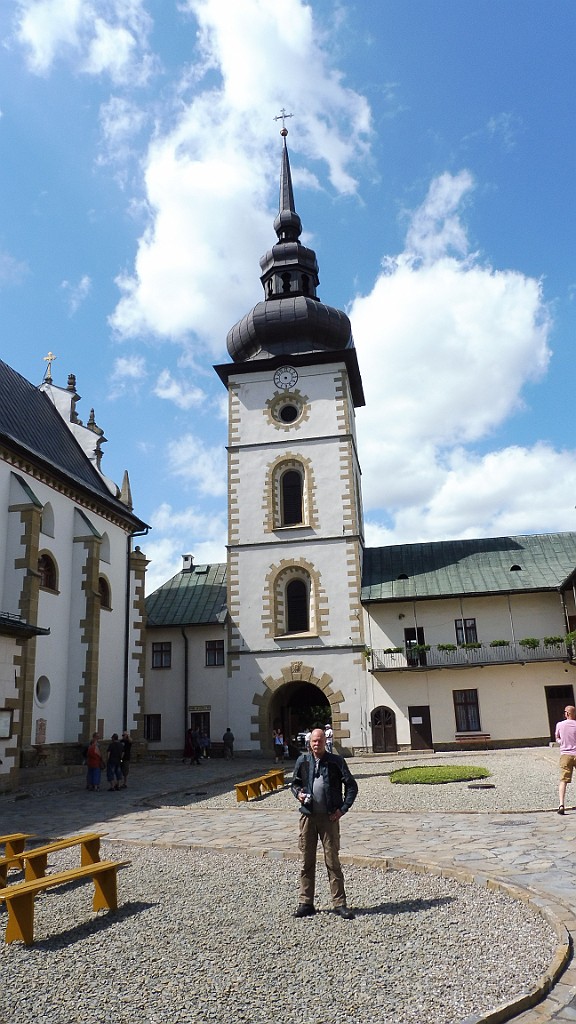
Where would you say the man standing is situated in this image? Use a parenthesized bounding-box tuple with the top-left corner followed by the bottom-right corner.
(291, 727, 358, 919)
(555, 705, 576, 814)
(223, 728, 234, 759)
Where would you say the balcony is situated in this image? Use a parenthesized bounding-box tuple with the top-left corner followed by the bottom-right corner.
(371, 640, 571, 671)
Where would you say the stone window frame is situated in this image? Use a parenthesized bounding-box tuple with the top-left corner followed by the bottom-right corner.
(38, 550, 58, 593)
(263, 453, 318, 533)
(263, 558, 328, 639)
(263, 388, 311, 433)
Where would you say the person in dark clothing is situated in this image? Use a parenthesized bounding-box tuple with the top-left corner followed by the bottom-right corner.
(106, 733, 124, 791)
(291, 728, 358, 919)
(223, 728, 235, 758)
(120, 731, 132, 788)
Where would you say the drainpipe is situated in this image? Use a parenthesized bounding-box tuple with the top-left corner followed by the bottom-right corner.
(123, 527, 149, 731)
(181, 626, 189, 743)
(507, 594, 516, 643)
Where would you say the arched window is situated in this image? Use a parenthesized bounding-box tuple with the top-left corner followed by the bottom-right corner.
(98, 576, 111, 610)
(286, 578, 309, 633)
(281, 469, 303, 526)
(38, 553, 57, 592)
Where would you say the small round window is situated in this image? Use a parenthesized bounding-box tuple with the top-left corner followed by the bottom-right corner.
(35, 676, 51, 705)
(279, 404, 299, 423)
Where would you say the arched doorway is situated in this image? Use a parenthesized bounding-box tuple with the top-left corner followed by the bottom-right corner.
(270, 681, 331, 756)
(371, 706, 398, 753)
(251, 662, 350, 755)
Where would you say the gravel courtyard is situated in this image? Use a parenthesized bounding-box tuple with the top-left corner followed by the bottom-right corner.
(0, 746, 567, 1024)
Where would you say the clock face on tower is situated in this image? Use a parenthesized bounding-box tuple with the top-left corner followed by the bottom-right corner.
(273, 365, 298, 390)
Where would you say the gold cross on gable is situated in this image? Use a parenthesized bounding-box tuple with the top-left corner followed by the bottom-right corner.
(274, 108, 293, 135)
(43, 351, 57, 382)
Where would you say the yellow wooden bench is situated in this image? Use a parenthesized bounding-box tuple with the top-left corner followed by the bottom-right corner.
(0, 859, 130, 945)
(235, 769, 285, 802)
(0, 831, 105, 887)
(0, 834, 34, 861)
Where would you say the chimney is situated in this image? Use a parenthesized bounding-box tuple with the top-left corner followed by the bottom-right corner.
(182, 554, 194, 572)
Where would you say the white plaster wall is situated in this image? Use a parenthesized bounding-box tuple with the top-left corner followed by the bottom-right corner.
(145, 625, 228, 750)
(366, 593, 568, 652)
(367, 661, 576, 747)
(234, 538, 360, 649)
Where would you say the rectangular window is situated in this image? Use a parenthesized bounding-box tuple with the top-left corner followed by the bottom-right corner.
(144, 714, 162, 742)
(151, 641, 171, 669)
(453, 689, 481, 732)
(205, 640, 224, 666)
(455, 618, 478, 644)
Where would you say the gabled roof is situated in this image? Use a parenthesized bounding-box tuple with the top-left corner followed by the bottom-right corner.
(146, 564, 227, 627)
(361, 533, 576, 603)
(0, 360, 146, 527)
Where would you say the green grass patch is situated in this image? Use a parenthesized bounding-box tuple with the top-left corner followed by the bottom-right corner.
(389, 765, 491, 785)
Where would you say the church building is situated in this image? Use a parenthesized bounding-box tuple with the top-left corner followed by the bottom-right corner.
(144, 135, 576, 758)
(0, 359, 148, 791)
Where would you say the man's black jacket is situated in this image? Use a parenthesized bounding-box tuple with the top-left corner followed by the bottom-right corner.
(291, 751, 358, 816)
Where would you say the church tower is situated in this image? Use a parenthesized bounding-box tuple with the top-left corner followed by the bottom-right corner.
(215, 129, 368, 754)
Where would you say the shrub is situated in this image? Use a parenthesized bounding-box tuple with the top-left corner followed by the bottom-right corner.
(390, 765, 491, 785)
(489, 639, 510, 647)
(543, 636, 564, 647)
(518, 637, 540, 649)
(437, 643, 458, 652)
(460, 642, 482, 649)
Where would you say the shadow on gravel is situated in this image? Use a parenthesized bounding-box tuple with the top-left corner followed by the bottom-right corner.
(356, 895, 455, 917)
(29, 899, 156, 951)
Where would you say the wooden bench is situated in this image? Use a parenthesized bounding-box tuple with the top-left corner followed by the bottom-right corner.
(0, 859, 130, 945)
(235, 769, 285, 802)
(0, 831, 105, 887)
(0, 834, 34, 861)
(455, 733, 491, 747)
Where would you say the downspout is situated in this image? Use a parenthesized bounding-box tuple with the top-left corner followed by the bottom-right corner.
(123, 526, 149, 731)
(181, 626, 189, 744)
(507, 594, 516, 642)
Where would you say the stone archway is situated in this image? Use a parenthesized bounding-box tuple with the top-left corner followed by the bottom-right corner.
(251, 661, 350, 755)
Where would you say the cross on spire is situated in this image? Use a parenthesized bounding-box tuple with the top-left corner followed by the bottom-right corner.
(43, 351, 57, 382)
(274, 108, 293, 136)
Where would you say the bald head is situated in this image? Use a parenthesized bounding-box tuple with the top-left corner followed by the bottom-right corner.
(310, 729, 326, 757)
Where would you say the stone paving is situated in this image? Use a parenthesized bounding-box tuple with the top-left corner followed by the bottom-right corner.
(2, 750, 576, 1022)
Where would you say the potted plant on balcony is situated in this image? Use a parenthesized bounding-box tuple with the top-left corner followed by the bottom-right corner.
(460, 642, 482, 649)
(489, 639, 510, 647)
(437, 643, 457, 652)
(518, 637, 540, 650)
(565, 631, 576, 658)
(543, 636, 564, 649)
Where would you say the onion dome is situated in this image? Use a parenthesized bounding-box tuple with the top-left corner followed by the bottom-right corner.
(226, 132, 353, 362)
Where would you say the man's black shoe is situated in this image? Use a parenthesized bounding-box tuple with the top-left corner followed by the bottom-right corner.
(333, 906, 355, 919)
(294, 903, 316, 918)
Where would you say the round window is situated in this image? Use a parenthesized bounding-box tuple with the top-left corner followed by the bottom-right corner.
(279, 404, 299, 423)
(35, 676, 51, 705)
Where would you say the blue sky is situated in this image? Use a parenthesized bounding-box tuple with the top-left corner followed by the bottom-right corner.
(0, 0, 575, 592)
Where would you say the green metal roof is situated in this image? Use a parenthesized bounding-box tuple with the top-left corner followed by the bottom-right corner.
(146, 563, 227, 627)
(361, 533, 576, 603)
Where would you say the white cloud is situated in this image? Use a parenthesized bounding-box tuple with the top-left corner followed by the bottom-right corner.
(167, 434, 227, 497)
(109, 353, 147, 396)
(153, 369, 206, 409)
(0, 251, 28, 287)
(61, 273, 91, 314)
(15, 0, 153, 83)
(110, 0, 371, 349)
(351, 170, 571, 545)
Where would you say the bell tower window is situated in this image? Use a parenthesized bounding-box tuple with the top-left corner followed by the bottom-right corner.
(281, 470, 303, 525)
(286, 578, 309, 632)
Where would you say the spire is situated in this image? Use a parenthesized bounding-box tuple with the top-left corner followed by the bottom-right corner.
(224, 121, 353, 364)
(275, 134, 302, 243)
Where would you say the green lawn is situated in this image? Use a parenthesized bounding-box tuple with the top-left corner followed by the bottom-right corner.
(389, 765, 491, 785)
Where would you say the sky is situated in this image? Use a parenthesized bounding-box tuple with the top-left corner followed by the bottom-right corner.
(0, 0, 575, 594)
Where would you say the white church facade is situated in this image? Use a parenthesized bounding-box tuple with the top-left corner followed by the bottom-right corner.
(0, 360, 148, 792)
(145, 134, 576, 759)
